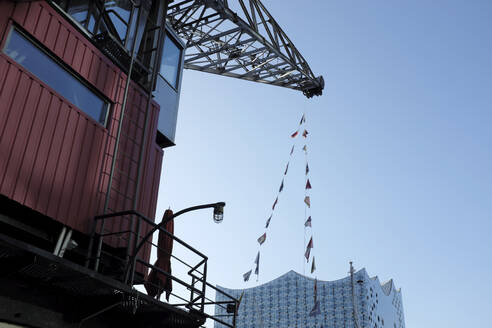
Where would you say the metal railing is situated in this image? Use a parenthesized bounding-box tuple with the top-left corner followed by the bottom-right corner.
(85, 210, 238, 327)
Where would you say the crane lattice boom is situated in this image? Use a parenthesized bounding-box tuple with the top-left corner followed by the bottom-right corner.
(168, 0, 324, 98)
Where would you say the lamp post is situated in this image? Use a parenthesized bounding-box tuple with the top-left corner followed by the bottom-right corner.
(126, 202, 225, 284)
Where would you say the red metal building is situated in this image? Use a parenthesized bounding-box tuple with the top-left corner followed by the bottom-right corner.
(0, 0, 162, 238)
(0, 1, 224, 327)
(0, 1, 322, 327)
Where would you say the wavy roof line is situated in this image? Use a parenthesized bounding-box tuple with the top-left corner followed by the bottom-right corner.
(217, 269, 402, 296)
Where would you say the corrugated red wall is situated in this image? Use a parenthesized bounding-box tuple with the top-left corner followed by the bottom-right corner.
(0, 1, 163, 239)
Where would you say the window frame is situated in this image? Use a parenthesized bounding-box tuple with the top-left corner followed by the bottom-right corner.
(2, 25, 111, 127)
(158, 27, 184, 91)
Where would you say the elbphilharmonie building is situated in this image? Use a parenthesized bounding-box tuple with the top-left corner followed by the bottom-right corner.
(214, 269, 405, 328)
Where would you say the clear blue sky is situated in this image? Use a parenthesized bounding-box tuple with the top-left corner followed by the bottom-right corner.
(155, 1, 492, 327)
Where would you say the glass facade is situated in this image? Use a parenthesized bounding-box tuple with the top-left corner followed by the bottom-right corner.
(154, 31, 184, 147)
(160, 34, 182, 89)
(55, 0, 148, 52)
(104, 0, 134, 41)
(3, 28, 109, 125)
(57, 0, 109, 36)
(214, 269, 405, 328)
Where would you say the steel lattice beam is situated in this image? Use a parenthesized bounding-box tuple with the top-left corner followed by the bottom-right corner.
(168, 0, 324, 98)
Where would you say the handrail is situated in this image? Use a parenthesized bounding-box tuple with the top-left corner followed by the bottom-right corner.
(94, 210, 208, 259)
(133, 202, 224, 259)
(135, 258, 204, 296)
(86, 209, 238, 327)
(94, 209, 146, 220)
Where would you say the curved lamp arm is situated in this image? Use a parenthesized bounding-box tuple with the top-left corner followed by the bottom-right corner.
(133, 202, 225, 257)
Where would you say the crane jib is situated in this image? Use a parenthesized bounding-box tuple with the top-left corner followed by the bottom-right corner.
(168, 0, 324, 98)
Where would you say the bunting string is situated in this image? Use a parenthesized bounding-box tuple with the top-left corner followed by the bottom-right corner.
(242, 114, 303, 282)
(303, 121, 307, 275)
(241, 111, 322, 318)
(302, 112, 315, 274)
(301, 113, 321, 317)
(242, 111, 319, 294)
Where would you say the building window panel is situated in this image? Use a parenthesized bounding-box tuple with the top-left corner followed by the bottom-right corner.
(3, 28, 109, 125)
(160, 34, 182, 89)
(67, 0, 89, 24)
(105, 1, 132, 40)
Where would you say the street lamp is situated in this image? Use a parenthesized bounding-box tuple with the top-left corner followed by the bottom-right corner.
(213, 203, 224, 223)
(131, 202, 226, 265)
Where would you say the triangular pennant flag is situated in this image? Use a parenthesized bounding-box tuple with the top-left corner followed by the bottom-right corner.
(302, 129, 309, 138)
(299, 114, 306, 125)
(291, 130, 299, 138)
(305, 237, 314, 261)
(272, 197, 278, 210)
(304, 216, 312, 227)
(279, 179, 284, 192)
(265, 215, 272, 228)
(302, 145, 307, 152)
(311, 257, 316, 273)
(306, 163, 310, 175)
(305, 246, 311, 262)
(306, 179, 312, 189)
(254, 252, 260, 275)
(304, 196, 311, 208)
(307, 237, 313, 249)
(243, 270, 252, 282)
(257, 233, 266, 245)
(309, 301, 321, 317)
(290, 145, 295, 155)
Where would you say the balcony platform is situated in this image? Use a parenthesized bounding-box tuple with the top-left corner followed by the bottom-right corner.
(0, 232, 206, 328)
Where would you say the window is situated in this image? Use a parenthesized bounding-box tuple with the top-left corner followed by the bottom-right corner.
(104, 0, 133, 41)
(56, 0, 109, 37)
(160, 33, 182, 89)
(3, 28, 109, 125)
